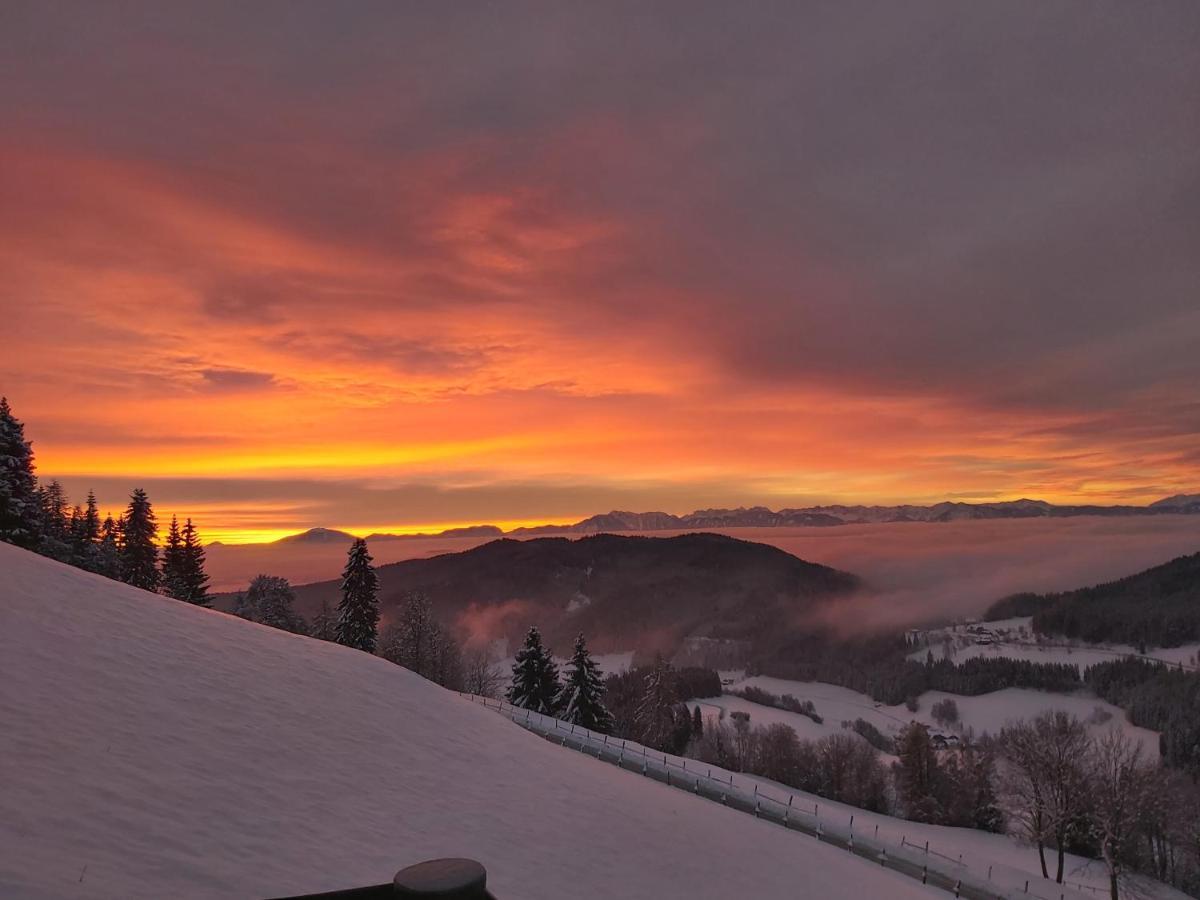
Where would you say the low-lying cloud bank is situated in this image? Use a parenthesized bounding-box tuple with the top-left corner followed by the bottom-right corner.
(207, 516, 1200, 639)
(787, 515, 1200, 633)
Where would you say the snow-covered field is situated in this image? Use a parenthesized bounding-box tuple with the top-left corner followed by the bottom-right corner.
(0, 544, 941, 900)
(912, 618, 1200, 672)
(486, 697, 1187, 900)
(701, 675, 1160, 756)
(693, 678, 904, 746)
(683, 676, 1180, 898)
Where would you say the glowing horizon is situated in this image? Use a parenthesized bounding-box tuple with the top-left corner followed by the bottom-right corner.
(3, 5, 1197, 542)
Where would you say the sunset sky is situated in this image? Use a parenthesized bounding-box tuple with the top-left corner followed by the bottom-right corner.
(2, 2, 1198, 542)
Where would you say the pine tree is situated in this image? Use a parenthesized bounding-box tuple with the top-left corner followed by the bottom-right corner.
(96, 514, 121, 579)
(966, 749, 1004, 833)
(310, 597, 337, 641)
(36, 479, 71, 561)
(555, 633, 614, 732)
(161, 515, 186, 599)
(692, 704, 704, 736)
(0, 397, 41, 550)
(119, 488, 160, 591)
(635, 654, 679, 751)
(68, 504, 83, 546)
(178, 518, 211, 606)
(894, 722, 944, 823)
(506, 626, 560, 714)
(336, 538, 379, 652)
(244, 574, 306, 634)
(378, 591, 462, 686)
(383, 592, 434, 673)
(70, 490, 104, 572)
(82, 491, 101, 543)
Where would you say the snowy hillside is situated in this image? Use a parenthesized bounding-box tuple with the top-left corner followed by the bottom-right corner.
(713, 675, 1160, 754)
(0, 543, 937, 900)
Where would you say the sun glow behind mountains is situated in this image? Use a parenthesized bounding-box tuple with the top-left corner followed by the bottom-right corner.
(2, 5, 1198, 540)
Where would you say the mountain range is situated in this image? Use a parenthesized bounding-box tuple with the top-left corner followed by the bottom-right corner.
(241, 494, 1200, 547)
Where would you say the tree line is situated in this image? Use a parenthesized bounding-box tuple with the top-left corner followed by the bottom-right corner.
(993, 711, 1200, 899)
(0, 398, 210, 605)
(1085, 658, 1200, 775)
(754, 632, 1082, 707)
(985, 551, 1200, 650)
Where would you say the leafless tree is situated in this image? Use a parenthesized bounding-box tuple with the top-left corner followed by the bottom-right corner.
(996, 712, 1090, 883)
(462, 645, 501, 698)
(1087, 731, 1157, 900)
(753, 722, 802, 786)
(1039, 712, 1091, 883)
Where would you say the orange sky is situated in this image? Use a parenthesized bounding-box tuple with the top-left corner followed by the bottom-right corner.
(2, 5, 1198, 542)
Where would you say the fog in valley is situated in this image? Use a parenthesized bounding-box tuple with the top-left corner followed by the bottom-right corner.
(207, 515, 1200, 632)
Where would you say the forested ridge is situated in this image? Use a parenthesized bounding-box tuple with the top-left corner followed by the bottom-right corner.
(985, 552, 1200, 648)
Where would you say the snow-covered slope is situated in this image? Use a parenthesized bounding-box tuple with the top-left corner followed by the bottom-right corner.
(0, 544, 936, 900)
(719, 675, 1159, 753)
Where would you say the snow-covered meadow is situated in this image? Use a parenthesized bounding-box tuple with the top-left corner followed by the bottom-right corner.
(0, 544, 941, 900)
(704, 674, 1161, 755)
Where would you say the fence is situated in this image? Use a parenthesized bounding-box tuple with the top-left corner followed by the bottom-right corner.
(267, 857, 497, 899)
(462, 693, 1111, 900)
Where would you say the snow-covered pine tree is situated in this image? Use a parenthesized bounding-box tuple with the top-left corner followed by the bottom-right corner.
(245, 574, 306, 634)
(555, 633, 613, 732)
(36, 479, 71, 561)
(119, 488, 160, 591)
(83, 491, 101, 544)
(378, 591, 462, 686)
(635, 654, 679, 751)
(178, 518, 211, 606)
(310, 597, 337, 641)
(507, 626, 561, 715)
(161, 515, 186, 600)
(0, 397, 41, 551)
(336, 538, 379, 652)
(96, 514, 122, 579)
(70, 490, 105, 572)
(894, 721, 944, 823)
(383, 591, 431, 672)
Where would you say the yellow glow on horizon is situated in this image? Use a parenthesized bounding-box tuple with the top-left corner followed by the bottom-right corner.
(37, 435, 547, 479)
(200, 518, 578, 545)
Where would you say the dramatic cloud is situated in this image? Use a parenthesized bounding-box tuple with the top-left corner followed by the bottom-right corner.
(1, 2, 1197, 539)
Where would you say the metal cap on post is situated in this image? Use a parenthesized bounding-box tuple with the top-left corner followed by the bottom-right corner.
(393, 859, 489, 899)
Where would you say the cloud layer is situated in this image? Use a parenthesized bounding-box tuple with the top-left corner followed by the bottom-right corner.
(1, 2, 1198, 538)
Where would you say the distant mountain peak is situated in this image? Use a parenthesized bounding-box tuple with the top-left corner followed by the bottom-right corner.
(238, 495, 1200, 548)
(1150, 493, 1200, 509)
(272, 527, 356, 545)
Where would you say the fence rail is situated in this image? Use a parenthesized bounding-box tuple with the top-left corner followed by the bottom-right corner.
(462, 693, 1110, 900)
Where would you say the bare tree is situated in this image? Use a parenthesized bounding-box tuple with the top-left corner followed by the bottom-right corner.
(996, 719, 1052, 878)
(753, 722, 802, 785)
(997, 712, 1090, 883)
(1088, 731, 1157, 900)
(1039, 712, 1091, 883)
(462, 645, 501, 698)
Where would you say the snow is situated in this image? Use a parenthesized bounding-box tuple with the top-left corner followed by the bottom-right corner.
(486, 697, 1188, 900)
(693, 680, 898, 746)
(0, 544, 939, 900)
(719, 675, 1160, 757)
(912, 619, 1200, 673)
